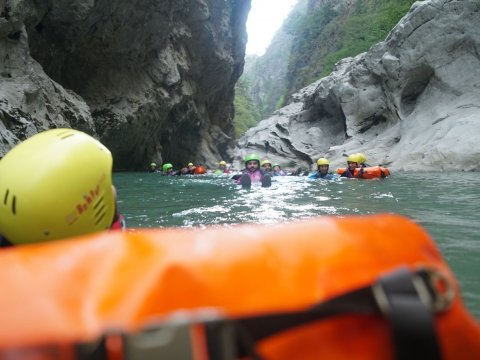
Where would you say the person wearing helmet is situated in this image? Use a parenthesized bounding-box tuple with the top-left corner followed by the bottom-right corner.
(186, 162, 196, 175)
(162, 163, 175, 176)
(214, 161, 230, 175)
(272, 164, 286, 176)
(148, 162, 158, 173)
(0, 129, 126, 247)
(261, 159, 272, 173)
(308, 158, 337, 180)
(356, 153, 370, 168)
(236, 154, 271, 189)
(341, 154, 362, 178)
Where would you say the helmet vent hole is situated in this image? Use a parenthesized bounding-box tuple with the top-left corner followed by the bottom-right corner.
(93, 196, 104, 210)
(56, 130, 75, 139)
(3, 189, 9, 205)
(11, 196, 16, 215)
(94, 210, 106, 225)
(94, 197, 106, 225)
(3, 190, 16, 215)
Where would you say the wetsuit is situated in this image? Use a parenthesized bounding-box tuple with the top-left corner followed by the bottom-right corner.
(340, 167, 355, 178)
(308, 172, 337, 180)
(0, 236, 12, 248)
(236, 169, 264, 184)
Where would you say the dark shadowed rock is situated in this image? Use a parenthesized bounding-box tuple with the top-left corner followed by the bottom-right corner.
(233, 0, 480, 172)
(1, 0, 250, 169)
(0, 1, 94, 156)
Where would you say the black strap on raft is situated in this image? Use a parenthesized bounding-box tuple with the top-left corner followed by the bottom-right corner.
(232, 266, 449, 360)
(1, 266, 453, 360)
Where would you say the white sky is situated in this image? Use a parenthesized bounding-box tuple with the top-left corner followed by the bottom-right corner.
(246, 0, 298, 56)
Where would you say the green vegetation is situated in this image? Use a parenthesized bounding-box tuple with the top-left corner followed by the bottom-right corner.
(234, 0, 416, 136)
(320, 0, 416, 77)
(233, 76, 262, 138)
(283, 0, 416, 105)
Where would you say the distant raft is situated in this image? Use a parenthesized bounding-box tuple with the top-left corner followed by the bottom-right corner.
(337, 165, 390, 179)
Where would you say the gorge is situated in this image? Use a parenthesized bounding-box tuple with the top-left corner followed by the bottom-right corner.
(1, 0, 479, 172)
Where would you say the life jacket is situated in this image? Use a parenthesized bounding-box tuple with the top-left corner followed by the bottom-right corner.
(193, 166, 207, 175)
(337, 166, 390, 179)
(0, 214, 478, 359)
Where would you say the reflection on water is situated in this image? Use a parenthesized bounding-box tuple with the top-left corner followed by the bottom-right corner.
(114, 171, 480, 318)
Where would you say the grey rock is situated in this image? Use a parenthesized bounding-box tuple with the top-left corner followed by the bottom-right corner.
(0, 10, 95, 157)
(234, 0, 480, 172)
(1, 0, 250, 169)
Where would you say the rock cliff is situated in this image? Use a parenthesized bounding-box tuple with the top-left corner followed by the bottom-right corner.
(233, 0, 480, 172)
(0, 0, 250, 170)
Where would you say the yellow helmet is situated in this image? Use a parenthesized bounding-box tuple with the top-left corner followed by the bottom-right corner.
(357, 153, 367, 164)
(347, 154, 361, 163)
(219, 161, 227, 166)
(316, 158, 330, 166)
(0, 129, 115, 245)
(187, 162, 194, 167)
(261, 159, 272, 167)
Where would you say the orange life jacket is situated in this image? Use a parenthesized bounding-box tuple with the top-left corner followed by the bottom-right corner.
(193, 166, 207, 174)
(337, 165, 390, 179)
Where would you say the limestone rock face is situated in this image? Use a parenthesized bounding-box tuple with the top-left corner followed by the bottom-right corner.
(0, 1, 94, 156)
(1, 0, 250, 169)
(234, 0, 480, 172)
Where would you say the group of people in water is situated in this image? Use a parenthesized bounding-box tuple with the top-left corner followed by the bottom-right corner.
(148, 162, 207, 176)
(0, 127, 374, 248)
(150, 152, 371, 189)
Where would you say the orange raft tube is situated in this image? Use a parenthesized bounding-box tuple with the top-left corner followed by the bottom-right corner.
(0, 214, 479, 360)
(337, 165, 390, 179)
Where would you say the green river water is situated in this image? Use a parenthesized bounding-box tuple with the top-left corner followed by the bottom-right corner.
(113, 171, 479, 319)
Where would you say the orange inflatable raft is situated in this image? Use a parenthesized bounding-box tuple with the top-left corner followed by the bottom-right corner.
(0, 214, 478, 360)
(337, 165, 390, 179)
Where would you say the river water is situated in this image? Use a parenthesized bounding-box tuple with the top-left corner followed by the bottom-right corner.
(114, 171, 480, 318)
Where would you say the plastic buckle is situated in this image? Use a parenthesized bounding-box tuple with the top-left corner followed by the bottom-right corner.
(372, 266, 455, 315)
(413, 266, 455, 312)
(118, 309, 239, 360)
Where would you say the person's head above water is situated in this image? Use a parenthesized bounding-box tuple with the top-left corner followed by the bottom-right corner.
(316, 158, 330, 174)
(162, 163, 174, 174)
(356, 153, 367, 166)
(347, 154, 360, 171)
(0, 129, 116, 245)
(244, 154, 260, 172)
(261, 159, 272, 171)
